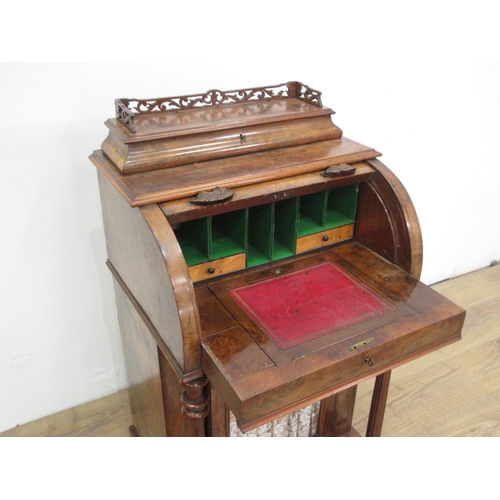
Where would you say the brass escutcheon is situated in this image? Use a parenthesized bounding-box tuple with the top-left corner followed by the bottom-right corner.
(348, 337, 375, 352)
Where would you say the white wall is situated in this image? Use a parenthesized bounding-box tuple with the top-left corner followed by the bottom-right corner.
(1, 61, 499, 433)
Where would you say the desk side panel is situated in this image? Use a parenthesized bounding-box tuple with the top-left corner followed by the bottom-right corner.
(113, 281, 167, 436)
(98, 171, 200, 372)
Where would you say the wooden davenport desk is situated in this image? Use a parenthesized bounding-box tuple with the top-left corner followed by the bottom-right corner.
(90, 82, 465, 437)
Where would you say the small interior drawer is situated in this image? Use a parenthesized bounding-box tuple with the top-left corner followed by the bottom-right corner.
(188, 253, 246, 282)
(296, 223, 354, 254)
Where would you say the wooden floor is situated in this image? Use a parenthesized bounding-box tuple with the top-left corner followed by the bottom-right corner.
(2, 264, 499, 438)
(353, 263, 500, 437)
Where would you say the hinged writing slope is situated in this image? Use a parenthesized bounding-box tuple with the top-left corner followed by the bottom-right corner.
(227, 262, 394, 349)
(206, 255, 418, 366)
(200, 243, 464, 432)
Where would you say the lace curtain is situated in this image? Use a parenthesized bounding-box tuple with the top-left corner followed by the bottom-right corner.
(230, 401, 321, 437)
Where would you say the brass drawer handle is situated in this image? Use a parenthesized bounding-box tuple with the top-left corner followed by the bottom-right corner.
(365, 356, 374, 367)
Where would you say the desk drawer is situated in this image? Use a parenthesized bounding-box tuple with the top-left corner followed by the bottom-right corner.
(189, 253, 246, 282)
(296, 223, 354, 254)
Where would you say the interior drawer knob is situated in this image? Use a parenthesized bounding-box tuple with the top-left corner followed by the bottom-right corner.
(322, 235, 329, 242)
(208, 267, 216, 274)
(365, 356, 374, 367)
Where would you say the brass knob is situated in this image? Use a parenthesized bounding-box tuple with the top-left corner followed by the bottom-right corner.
(365, 357, 374, 367)
(208, 267, 215, 274)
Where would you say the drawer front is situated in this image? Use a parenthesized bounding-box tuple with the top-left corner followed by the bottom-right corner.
(296, 224, 354, 254)
(189, 253, 246, 282)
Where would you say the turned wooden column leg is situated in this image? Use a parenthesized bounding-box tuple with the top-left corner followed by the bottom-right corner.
(180, 374, 210, 437)
(366, 370, 391, 437)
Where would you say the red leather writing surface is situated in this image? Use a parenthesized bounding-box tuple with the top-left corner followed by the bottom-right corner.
(229, 262, 393, 349)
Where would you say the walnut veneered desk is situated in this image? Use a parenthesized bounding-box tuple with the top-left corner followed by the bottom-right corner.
(90, 82, 465, 437)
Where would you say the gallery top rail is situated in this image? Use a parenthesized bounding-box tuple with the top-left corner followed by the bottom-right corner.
(114, 82, 323, 132)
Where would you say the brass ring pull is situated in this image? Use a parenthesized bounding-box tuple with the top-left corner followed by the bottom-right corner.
(365, 357, 374, 367)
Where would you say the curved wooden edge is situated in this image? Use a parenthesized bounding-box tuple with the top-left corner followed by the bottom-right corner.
(366, 158, 423, 279)
(140, 204, 202, 373)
